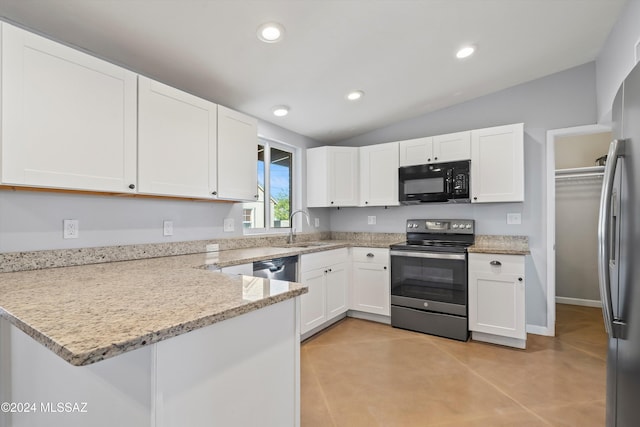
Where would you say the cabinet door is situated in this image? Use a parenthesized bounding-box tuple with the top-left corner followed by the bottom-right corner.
(326, 262, 349, 319)
(300, 267, 327, 334)
(468, 255, 525, 340)
(399, 137, 433, 166)
(471, 123, 524, 203)
(217, 106, 258, 201)
(328, 147, 359, 206)
(1, 23, 137, 193)
(138, 76, 217, 198)
(352, 262, 390, 315)
(432, 131, 471, 162)
(359, 142, 399, 206)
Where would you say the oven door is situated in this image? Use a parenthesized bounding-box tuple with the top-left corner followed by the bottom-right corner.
(390, 250, 467, 316)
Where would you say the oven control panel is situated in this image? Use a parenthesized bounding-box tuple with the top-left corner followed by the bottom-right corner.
(406, 219, 474, 234)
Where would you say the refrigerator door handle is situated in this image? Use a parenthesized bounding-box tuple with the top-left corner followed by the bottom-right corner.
(598, 139, 625, 339)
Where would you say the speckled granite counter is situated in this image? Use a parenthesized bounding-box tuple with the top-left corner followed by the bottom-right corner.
(468, 235, 530, 255)
(0, 234, 404, 366)
(0, 254, 307, 366)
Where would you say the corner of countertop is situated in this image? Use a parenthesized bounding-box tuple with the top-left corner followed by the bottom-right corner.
(468, 235, 530, 255)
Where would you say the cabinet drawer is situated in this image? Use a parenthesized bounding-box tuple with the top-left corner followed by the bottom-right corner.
(351, 247, 389, 264)
(468, 253, 524, 276)
(301, 248, 349, 272)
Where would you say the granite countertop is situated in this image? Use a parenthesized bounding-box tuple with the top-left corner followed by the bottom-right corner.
(468, 235, 530, 255)
(0, 254, 307, 367)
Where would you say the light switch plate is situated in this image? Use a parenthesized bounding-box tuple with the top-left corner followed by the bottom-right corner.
(367, 216, 376, 225)
(507, 213, 522, 225)
(223, 218, 235, 232)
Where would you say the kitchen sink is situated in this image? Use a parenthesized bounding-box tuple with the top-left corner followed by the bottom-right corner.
(275, 241, 334, 248)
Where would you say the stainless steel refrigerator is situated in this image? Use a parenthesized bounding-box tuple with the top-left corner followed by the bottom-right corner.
(599, 60, 640, 427)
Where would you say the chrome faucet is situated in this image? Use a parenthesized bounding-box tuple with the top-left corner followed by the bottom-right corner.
(288, 210, 310, 244)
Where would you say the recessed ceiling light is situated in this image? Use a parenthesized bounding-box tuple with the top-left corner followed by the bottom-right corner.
(272, 105, 289, 117)
(346, 90, 365, 101)
(456, 45, 476, 59)
(257, 22, 285, 43)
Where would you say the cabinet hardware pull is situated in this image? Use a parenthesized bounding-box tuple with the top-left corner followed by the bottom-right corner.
(128, 184, 135, 190)
(331, 201, 334, 204)
(366, 253, 374, 257)
(254, 194, 258, 199)
(365, 201, 368, 204)
(328, 268, 332, 272)
(212, 191, 217, 195)
(490, 260, 502, 266)
(473, 196, 478, 200)
(427, 158, 431, 162)
(383, 266, 387, 270)
(518, 277, 523, 282)
(434, 156, 438, 160)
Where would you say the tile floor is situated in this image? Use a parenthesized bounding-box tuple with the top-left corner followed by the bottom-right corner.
(301, 304, 607, 426)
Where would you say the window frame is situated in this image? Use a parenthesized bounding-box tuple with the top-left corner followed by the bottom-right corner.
(243, 137, 298, 235)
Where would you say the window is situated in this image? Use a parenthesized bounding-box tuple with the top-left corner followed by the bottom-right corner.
(243, 139, 294, 232)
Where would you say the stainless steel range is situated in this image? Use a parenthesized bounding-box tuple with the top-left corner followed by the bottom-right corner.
(390, 219, 474, 341)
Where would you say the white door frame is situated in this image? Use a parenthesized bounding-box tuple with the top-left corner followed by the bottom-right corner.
(545, 123, 611, 335)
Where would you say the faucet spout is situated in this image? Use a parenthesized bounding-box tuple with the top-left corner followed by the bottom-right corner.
(288, 210, 310, 244)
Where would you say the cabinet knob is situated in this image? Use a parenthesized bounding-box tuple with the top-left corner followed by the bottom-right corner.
(427, 158, 431, 162)
(518, 277, 523, 282)
(490, 260, 502, 266)
(365, 201, 368, 204)
(473, 197, 478, 201)
(383, 266, 387, 270)
(328, 268, 332, 272)
(212, 191, 217, 196)
(254, 194, 258, 199)
(128, 184, 135, 190)
(434, 157, 438, 161)
(331, 201, 334, 205)
(366, 253, 374, 258)
(324, 270, 328, 274)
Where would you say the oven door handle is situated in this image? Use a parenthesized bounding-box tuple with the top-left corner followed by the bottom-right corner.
(390, 250, 466, 261)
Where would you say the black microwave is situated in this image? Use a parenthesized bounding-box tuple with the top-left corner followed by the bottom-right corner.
(398, 160, 470, 204)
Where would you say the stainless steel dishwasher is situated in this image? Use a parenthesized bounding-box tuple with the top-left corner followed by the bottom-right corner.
(252, 255, 298, 282)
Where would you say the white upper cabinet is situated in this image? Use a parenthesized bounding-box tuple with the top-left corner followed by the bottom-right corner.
(1, 23, 137, 193)
(216, 106, 258, 201)
(138, 76, 217, 199)
(399, 131, 470, 166)
(432, 131, 471, 163)
(359, 141, 399, 206)
(399, 137, 433, 166)
(471, 123, 524, 203)
(307, 146, 359, 207)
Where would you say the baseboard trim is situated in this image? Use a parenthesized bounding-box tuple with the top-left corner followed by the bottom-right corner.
(526, 324, 554, 336)
(347, 310, 391, 325)
(556, 297, 602, 308)
(471, 331, 526, 349)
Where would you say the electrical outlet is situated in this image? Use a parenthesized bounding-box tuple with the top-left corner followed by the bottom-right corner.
(163, 220, 173, 236)
(314, 218, 320, 228)
(367, 216, 376, 225)
(223, 218, 235, 232)
(63, 219, 79, 239)
(507, 213, 522, 225)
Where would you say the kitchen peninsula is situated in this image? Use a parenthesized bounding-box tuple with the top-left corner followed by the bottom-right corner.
(0, 253, 307, 427)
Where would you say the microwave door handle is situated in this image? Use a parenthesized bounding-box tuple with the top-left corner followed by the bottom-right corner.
(598, 138, 624, 338)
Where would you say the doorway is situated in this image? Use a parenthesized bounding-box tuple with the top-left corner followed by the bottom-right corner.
(546, 125, 611, 335)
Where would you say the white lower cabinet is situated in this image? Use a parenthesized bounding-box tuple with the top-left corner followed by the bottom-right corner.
(299, 249, 349, 334)
(351, 248, 390, 316)
(468, 253, 526, 348)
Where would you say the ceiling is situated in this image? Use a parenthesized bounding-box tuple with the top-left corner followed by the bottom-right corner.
(0, 0, 627, 143)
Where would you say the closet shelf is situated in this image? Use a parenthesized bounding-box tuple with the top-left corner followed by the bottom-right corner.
(555, 166, 605, 180)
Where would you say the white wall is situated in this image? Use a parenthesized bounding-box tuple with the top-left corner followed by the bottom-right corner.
(331, 62, 598, 328)
(0, 120, 327, 253)
(554, 132, 611, 169)
(596, 0, 640, 123)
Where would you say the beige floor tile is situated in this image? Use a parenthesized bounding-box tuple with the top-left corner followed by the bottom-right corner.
(301, 305, 607, 426)
(531, 400, 606, 427)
